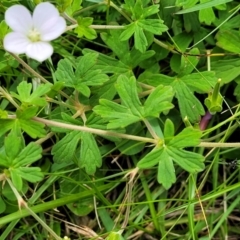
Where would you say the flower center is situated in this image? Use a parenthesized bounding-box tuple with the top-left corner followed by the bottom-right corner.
(28, 28, 41, 42)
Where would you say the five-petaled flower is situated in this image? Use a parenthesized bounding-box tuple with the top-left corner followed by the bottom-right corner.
(3, 2, 66, 62)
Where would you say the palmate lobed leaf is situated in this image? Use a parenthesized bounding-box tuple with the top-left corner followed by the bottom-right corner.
(115, 75, 144, 117)
(173, 80, 205, 122)
(211, 58, 240, 84)
(134, 25, 148, 53)
(157, 150, 176, 190)
(13, 142, 42, 167)
(167, 127, 202, 148)
(75, 17, 97, 40)
(12, 81, 51, 106)
(199, 5, 215, 25)
(79, 132, 102, 175)
(93, 99, 141, 129)
(55, 53, 109, 97)
(94, 75, 174, 128)
(166, 147, 205, 173)
(101, 31, 155, 68)
(145, 72, 217, 122)
(178, 48, 200, 76)
(52, 131, 82, 163)
(0, 118, 46, 139)
(10, 167, 44, 191)
(18, 118, 46, 138)
(138, 119, 204, 189)
(137, 19, 168, 35)
(144, 85, 174, 117)
(83, 48, 131, 75)
(4, 125, 24, 161)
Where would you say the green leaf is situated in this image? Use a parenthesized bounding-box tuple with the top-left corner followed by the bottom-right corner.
(117, 123, 145, 155)
(0, 152, 9, 167)
(120, 23, 136, 41)
(167, 147, 205, 173)
(211, 59, 240, 84)
(79, 132, 102, 174)
(137, 148, 163, 169)
(134, 25, 148, 53)
(67, 197, 94, 216)
(176, 0, 232, 14)
(52, 131, 82, 163)
(82, 48, 130, 75)
(174, 80, 205, 122)
(0, 197, 6, 214)
(157, 150, 176, 190)
(16, 81, 31, 101)
(176, 0, 198, 8)
(13, 142, 42, 167)
(142, 5, 160, 18)
(55, 58, 75, 85)
(106, 232, 122, 240)
(216, 29, 240, 53)
(10, 167, 44, 190)
(143, 72, 216, 122)
(120, 17, 167, 52)
(94, 75, 174, 128)
(101, 31, 129, 61)
(199, 1, 215, 25)
(55, 54, 109, 97)
(76, 53, 109, 86)
(138, 19, 168, 35)
(75, 17, 97, 40)
(168, 127, 202, 148)
(93, 99, 141, 129)
(12, 81, 51, 106)
(5, 125, 24, 160)
(144, 85, 174, 117)
(0, 20, 9, 40)
(56, 0, 72, 12)
(65, 0, 82, 16)
(16, 167, 44, 182)
(163, 119, 175, 141)
(0, 119, 15, 137)
(101, 30, 155, 68)
(16, 106, 39, 119)
(116, 75, 144, 117)
(181, 71, 216, 93)
(178, 48, 200, 75)
(10, 169, 23, 191)
(19, 118, 46, 138)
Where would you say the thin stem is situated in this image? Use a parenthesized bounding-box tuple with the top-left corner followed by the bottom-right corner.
(7, 115, 157, 144)
(66, 24, 125, 31)
(7, 115, 240, 148)
(6, 178, 62, 240)
(10, 53, 71, 100)
(0, 87, 20, 109)
(199, 142, 240, 148)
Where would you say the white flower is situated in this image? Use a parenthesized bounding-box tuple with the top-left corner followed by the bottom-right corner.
(3, 2, 66, 62)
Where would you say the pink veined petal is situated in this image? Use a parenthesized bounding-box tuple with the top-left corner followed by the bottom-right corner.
(40, 17, 66, 41)
(3, 32, 30, 54)
(25, 42, 53, 62)
(5, 5, 33, 34)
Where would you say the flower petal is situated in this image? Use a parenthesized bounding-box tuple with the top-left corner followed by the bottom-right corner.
(33, 2, 66, 41)
(39, 17, 66, 41)
(5, 5, 33, 34)
(3, 32, 30, 54)
(25, 42, 53, 62)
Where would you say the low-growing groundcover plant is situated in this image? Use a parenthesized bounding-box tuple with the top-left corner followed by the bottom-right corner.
(1, 0, 240, 239)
